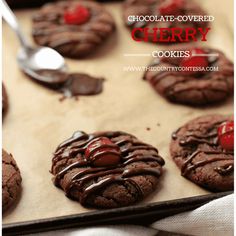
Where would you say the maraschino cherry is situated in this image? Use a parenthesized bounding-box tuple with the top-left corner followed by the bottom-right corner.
(85, 137, 121, 167)
(159, 0, 184, 15)
(218, 121, 234, 151)
(64, 5, 90, 25)
(180, 48, 209, 75)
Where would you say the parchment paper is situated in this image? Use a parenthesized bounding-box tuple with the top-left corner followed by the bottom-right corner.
(2, 0, 233, 224)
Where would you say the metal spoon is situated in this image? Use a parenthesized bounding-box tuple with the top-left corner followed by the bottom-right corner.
(1, 0, 68, 84)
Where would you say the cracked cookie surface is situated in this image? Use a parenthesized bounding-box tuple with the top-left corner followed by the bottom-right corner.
(2, 149, 22, 212)
(170, 114, 234, 192)
(51, 131, 165, 208)
(144, 47, 234, 106)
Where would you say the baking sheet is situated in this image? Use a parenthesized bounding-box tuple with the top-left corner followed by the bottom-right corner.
(2, 0, 234, 224)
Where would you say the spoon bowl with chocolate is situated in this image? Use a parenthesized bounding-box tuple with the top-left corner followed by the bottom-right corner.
(1, 0, 68, 85)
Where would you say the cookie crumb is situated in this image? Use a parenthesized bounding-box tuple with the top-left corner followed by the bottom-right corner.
(74, 96, 79, 101)
(59, 95, 66, 102)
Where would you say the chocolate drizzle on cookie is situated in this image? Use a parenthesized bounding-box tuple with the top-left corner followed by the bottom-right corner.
(144, 47, 234, 106)
(214, 164, 234, 175)
(172, 118, 234, 177)
(52, 131, 165, 207)
(32, 1, 115, 58)
(181, 150, 233, 176)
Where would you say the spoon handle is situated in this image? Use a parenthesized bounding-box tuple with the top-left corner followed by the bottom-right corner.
(1, 0, 31, 51)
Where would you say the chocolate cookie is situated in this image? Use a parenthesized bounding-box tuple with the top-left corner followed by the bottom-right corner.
(144, 47, 234, 106)
(2, 84, 8, 116)
(123, 0, 208, 43)
(2, 149, 22, 212)
(32, 1, 115, 58)
(51, 131, 165, 208)
(170, 114, 234, 192)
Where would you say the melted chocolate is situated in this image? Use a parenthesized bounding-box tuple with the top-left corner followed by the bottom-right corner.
(30, 70, 104, 98)
(173, 119, 234, 176)
(36, 69, 68, 85)
(62, 74, 104, 97)
(52, 131, 165, 205)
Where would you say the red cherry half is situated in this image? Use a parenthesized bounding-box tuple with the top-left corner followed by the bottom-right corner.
(218, 121, 234, 151)
(64, 5, 90, 25)
(85, 137, 121, 167)
(159, 0, 184, 15)
(180, 48, 209, 75)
